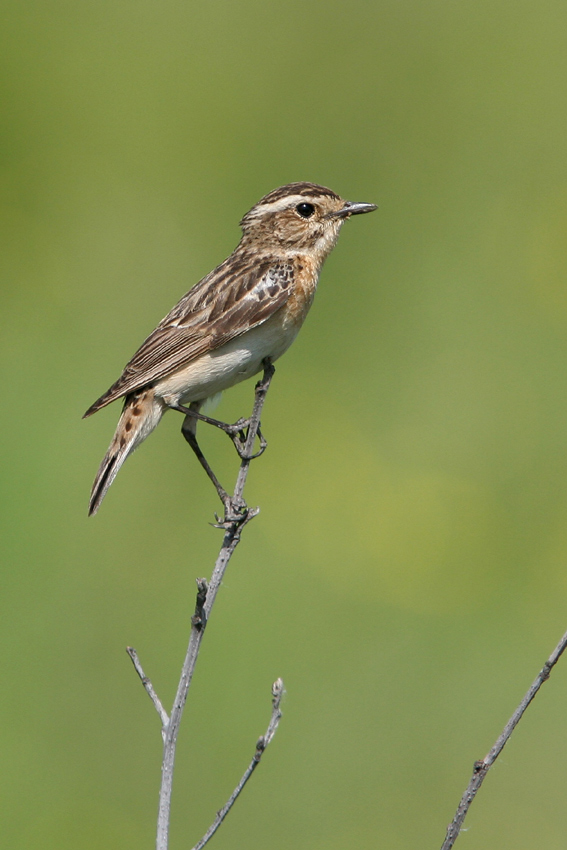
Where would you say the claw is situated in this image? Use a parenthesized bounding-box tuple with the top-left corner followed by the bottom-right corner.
(250, 427, 268, 459)
(227, 422, 268, 460)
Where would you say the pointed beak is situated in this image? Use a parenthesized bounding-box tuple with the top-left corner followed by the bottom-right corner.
(328, 200, 378, 220)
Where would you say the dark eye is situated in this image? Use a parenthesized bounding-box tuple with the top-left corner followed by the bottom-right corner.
(296, 202, 315, 218)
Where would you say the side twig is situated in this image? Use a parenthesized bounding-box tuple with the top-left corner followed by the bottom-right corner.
(191, 677, 285, 850)
(126, 646, 170, 732)
(441, 627, 567, 849)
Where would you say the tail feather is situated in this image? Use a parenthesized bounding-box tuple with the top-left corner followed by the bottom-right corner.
(88, 390, 164, 516)
(88, 442, 133, 516)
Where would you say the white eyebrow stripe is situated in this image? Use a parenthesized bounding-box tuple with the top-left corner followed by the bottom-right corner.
(256, 195, 314, 214)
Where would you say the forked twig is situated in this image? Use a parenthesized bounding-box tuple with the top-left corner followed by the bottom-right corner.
(191, 678, 285, 850)
(441, 627, 567, 849)
(128, 360, 278, 850)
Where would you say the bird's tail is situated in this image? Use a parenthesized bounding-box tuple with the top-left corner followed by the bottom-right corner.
(88, 389, 164, 516)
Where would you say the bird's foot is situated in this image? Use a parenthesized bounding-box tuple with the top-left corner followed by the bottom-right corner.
(219, 418, 268, 460)
(174, 406, 267, 460)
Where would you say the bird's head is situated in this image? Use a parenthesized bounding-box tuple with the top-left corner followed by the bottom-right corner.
(239, 182, 377, 261)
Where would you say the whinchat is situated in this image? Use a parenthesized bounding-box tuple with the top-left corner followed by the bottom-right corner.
(84, 182, 377, 515)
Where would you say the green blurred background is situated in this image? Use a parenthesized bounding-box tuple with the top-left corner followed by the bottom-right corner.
(2, 1, 567, 847)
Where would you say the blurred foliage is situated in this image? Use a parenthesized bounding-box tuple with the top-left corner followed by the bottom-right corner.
(2, 1, 567, 847)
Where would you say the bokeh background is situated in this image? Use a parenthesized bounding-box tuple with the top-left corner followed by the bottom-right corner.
(2, 1, 567, 847)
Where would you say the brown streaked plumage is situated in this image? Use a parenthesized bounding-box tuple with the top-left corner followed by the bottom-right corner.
(85, 182, 377, 515)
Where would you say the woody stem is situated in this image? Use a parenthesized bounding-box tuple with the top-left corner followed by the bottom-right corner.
(155, 359, 274, 850)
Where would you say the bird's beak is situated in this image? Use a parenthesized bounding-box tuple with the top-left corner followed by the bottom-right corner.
(328, 201, 378, 219)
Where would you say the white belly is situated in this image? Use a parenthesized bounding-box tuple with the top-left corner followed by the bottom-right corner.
(154, 314, 299, 406)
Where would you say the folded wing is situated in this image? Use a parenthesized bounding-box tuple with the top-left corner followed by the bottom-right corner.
(84, 255, 292, 417)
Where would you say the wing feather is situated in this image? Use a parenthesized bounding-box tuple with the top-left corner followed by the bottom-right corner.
(84, 254, 292, 416)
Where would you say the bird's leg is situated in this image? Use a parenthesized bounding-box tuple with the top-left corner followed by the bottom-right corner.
(174, 359, 275, 460)
(175, 405, 250, 457)
(180, 402, 242, 519)
(177, 361, 274, 521)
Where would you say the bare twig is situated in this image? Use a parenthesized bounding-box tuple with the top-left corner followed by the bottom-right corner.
(143, 359, 275, 850)
(191, 677, 285, 850)
(126, 646, 169, 731)
(441, 627, 567, 849)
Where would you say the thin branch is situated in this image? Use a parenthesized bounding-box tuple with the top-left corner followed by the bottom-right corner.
(441, 627, 567, 849)
(126, 646, 169, 730)
(191, 677, 285, 850)
(155, 359, 275, 850)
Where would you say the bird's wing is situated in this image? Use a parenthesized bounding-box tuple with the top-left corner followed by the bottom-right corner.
(84, 256, 293, 416)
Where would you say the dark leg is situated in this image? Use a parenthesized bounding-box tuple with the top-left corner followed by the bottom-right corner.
(178, 360, 275, 520)
(174, 359, 275, 460)
(176, 405, 250, 457)
(180, 401, 233, 511)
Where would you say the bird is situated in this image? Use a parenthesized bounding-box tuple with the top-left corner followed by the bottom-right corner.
(84, 182, 377, 516)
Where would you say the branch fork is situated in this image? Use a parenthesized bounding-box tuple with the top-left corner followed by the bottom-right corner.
(126, 359, 282, 850)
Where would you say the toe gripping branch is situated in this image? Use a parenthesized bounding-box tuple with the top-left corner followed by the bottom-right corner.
(174, 409, 267, 461)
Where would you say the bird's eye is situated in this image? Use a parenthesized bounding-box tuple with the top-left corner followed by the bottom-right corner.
(296, 202, 315, 218)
